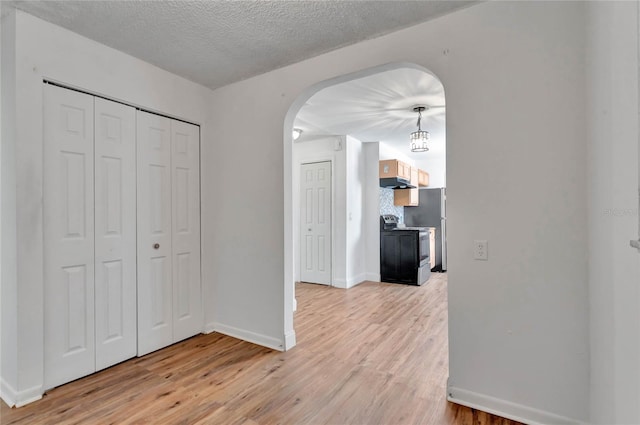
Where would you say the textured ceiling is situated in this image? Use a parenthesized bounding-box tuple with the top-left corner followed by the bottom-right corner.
(295, 67, 445, 163)
(7, 0, 476, 90)
(6, 2, 452, 166)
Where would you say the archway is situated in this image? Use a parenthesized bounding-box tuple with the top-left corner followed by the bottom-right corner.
(283, 62, 447, 348)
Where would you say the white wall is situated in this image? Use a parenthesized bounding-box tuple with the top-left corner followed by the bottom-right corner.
(586, 2, 640, 423)
(439, 4, 588, 422)
(1, 8, 19, 406)
(208, 1, 590, 423)
(292, 136, 345, 285)
(0, 9, 3, 407)
(344, 135, 366, 288)
(379, 142, 415, 166)
(363, 142, 381, 282)
(0, 10, 213, 407)
(0, 6, 7, 408)
(417, 155, 446, 188)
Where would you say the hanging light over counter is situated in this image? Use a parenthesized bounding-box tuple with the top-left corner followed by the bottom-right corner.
(410, 106, 429, 152)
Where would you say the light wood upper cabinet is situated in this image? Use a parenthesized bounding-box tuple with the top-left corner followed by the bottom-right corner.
(379, 159, 412, 181)
(379, 159, 397, 178)
(398, 162, 412, 181)
(394, 188, 419, 206)
(410, 167, 419, 186)
(395, 166, 420, 206)
(380, 159, 428, 206)
(393, 167, 420, 207)
(418, 169, 430, 187)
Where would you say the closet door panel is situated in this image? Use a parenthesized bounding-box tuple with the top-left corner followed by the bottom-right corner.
(94, 97, 137, 370)
(171, 121, 202, 341)
(137, 111, 173, 356)
(44, 84, 95, 389)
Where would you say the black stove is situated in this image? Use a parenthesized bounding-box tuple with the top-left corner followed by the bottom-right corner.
(380, 214, 400, 230)
(380, 215, 431, 286)
(380, 215, 427, 232)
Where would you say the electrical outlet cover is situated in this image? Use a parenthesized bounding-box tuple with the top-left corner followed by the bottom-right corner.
(474, 239, 488, 260)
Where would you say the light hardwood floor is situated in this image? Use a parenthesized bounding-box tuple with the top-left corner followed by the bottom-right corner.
(1, 274, 521, 424)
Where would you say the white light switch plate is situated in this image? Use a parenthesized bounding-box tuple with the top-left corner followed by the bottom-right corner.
(474, 240, 488, 260)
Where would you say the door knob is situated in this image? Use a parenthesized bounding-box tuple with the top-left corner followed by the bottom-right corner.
(153, 243, 160, 249)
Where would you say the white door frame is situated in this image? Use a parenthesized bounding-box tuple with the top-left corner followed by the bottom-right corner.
(297, 155, 336, 288)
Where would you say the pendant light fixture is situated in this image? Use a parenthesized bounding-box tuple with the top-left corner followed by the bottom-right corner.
(409, 106, 429, 152)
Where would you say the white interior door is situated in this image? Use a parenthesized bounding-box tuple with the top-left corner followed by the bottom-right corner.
(300, 161, 332, 285)
(137, 111, 173, 356)
(44, 84, 96, 389)
(171, 120, 202, 342)
(94, 97, 137, 370)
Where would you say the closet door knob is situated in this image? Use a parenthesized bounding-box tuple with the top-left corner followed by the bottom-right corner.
(153, 243, 160, 249)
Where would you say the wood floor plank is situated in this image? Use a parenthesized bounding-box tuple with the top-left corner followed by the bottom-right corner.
(1, 273, 522, 425)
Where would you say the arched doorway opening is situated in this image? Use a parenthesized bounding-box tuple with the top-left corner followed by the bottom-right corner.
(283, 62, 447, 349)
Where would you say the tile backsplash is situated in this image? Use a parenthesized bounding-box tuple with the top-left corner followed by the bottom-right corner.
(379, 188, 404, 223)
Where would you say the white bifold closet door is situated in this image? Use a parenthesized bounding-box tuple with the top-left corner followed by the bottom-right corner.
(94, 97, 137, 370)
(137, 111, 201, 356)
(44, 85, 137, 389)
(44, 85, 95, 389)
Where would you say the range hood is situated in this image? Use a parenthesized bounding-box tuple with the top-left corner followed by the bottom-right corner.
(380, 176, 416, 189)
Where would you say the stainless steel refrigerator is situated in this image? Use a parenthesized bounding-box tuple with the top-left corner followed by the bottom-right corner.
(403, 188, 447, 271)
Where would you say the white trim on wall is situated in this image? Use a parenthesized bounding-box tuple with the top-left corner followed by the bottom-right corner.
(365, 273, 381, 282)
(348, 273, 367, 288)
(284, 330, 296, 350)
(447, 384, 586, 425)
(0, 378, 42, 408)
(333, 273, 367, 289)
(206, 322, 285, 352)
(203, 322, 293, 351)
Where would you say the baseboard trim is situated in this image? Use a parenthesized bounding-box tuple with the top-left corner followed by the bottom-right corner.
(447, 383, 584, 425)
(334, 274, 368, 289)
(203, 322, 216, 334)
(1, 379, 42, 408)
(365, 272, 381, 282)
(284, 330, 296, 351)
(208, 322, 285, 352)
(0, 378, 16, 407)
(332, 278, 346, 289)
(347, 273, 367, 288)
